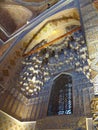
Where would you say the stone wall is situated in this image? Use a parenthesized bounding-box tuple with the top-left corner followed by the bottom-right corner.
(78, 0, 98, 128)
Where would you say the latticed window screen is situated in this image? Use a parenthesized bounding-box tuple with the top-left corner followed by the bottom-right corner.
(47, 74, 73, 116)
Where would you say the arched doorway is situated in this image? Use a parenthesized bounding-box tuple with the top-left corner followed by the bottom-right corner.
(47, 74, 73, 116)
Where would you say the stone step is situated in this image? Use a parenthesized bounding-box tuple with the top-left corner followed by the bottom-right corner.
(35, 115, 86, 130)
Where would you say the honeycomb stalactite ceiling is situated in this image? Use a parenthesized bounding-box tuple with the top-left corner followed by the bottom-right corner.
(17, 26, 85, 98)
(0, 8, 83, 98)
(23, 8, 80, 55)
(19, 7, 81, 97)
(1, 1, 98, 128)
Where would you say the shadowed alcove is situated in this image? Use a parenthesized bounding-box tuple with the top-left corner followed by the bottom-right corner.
(47, 73, 73, 116)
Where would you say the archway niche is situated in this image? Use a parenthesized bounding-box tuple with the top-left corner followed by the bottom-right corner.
(47, 73, 73, 116)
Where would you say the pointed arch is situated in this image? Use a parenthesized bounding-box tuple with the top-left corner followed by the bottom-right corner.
(47, 73, 73, 116)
